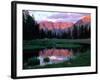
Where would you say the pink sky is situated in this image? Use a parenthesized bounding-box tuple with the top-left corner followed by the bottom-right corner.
(29, 10, 90, 23)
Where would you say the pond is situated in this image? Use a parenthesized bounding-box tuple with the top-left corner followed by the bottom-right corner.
(23, 44, 90, 69)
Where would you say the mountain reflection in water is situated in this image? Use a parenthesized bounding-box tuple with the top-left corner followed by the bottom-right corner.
(23, 43, 90, 69)
(23, 48, 84, 67)
(39, 49, 74, 66)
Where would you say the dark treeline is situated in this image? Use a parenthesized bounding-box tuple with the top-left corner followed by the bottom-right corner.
(39, 24, 90, 39)
(23, 10, 90, 40)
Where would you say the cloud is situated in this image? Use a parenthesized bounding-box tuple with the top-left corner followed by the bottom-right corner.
(28, 10, 90, 23)
(48, 13, 90, 23)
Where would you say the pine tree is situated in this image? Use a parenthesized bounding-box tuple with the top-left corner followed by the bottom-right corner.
(23, 10, 40, 40)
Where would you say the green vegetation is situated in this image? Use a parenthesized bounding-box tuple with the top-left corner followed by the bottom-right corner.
(23, 39, 88, 50)
(27, 57, 40, 66)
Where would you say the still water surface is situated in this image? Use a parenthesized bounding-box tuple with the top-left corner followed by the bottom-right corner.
(23, 46, 89, 68)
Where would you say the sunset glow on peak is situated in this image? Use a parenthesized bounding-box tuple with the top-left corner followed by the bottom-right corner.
(82, 15, 91, 23)
(39, 21, 74, 30)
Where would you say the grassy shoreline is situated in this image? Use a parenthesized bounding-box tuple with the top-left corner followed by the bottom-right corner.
(23, 39, 90, 50)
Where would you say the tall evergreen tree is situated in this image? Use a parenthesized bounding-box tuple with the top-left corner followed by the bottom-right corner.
(23, 10, 39, 40)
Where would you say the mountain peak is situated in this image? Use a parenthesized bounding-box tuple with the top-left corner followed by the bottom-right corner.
(39, 21, 74, 30)
(82, 15, 91, 23)
(75, 15, 91, 25)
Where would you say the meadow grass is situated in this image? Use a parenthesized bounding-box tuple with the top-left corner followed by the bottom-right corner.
(23, 39, 85, 50)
